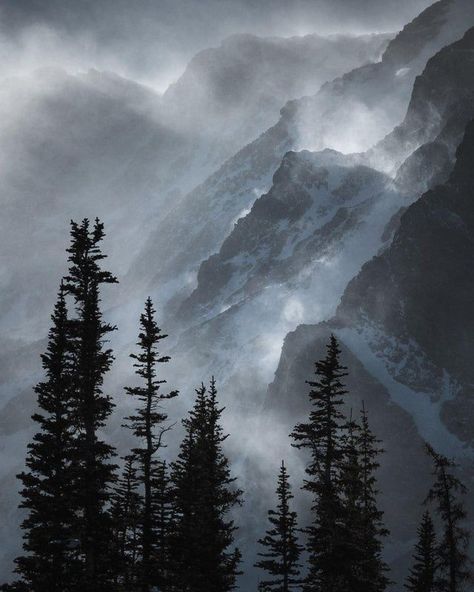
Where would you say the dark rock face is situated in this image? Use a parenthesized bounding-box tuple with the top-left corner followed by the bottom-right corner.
(339, 121, 474, 373)
(260, 123, 474, 584)
(372, 26, 474, 174)
(337, 120, 474, 442)
(136, 1, 474, 312)
(180, 150, 405, 322)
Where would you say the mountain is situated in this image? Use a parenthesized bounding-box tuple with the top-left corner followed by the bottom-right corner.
(337, 119, 474, 445)
(148, 14, 474, 586)
(179, 150, 406, 324)
(264, 117, 474, 590)
(2, 1, 474, 587)
(371, 26, 474, 175)
(0, 29, 393, 580)
(136, 0, 474, 317)
(157, 16, 474, 398)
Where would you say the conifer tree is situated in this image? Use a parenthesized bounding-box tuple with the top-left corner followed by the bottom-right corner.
(355, 404, 389, 592)
(405, 511, 437, 592)
(425, 444, 470, 592)
(290, 335, 347, 592)
(9, 285, 79, 592)
(255, 460, 303, 592)
(64, 218, 118, 590)
(111, 455, 142, 590)
(170, 378, 242, 592)
(151, 460, 174, 591)
(336, 405, 389, 592)
(338, 411, 364, 590)
(124, 297, 178, 592)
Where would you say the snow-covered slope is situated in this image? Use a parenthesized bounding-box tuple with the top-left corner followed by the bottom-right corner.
(337, 119, 474, 445)
(2, 1, 474, 586)
(261, 117, 474, 591)
(180, 151, 407, 324)
(136, 0, 474, 313)
(371, 25, 474, 174)
(167, 151, 410, 429)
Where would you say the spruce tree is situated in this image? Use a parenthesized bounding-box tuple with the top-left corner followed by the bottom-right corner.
(111, 455, 142, 590)
(337, 405, 389, 592)
(339, 411, 364, 590)
(425, 444, 470, 592)
(290, 334, 347, 592)
(151, 460, 174, 591)
(255, 460, 303, 592)
(355, 404, 389, 592)
(124, 297, 178, 592)
(405, 511, 437, 592)
(64, 218, 118, 590)
(170, 378, 242, 592)
(10, 285, 79, 591)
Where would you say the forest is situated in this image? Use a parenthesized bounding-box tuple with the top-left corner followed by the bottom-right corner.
(1, 219, 470, 592)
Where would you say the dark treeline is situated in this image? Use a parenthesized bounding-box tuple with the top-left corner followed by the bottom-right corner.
(1, 220, 471, 592)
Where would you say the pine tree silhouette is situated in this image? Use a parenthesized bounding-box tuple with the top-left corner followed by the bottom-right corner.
(425, 444, 470, 592)
(10, 285, 80, 591)
(255, 460, 303, 592)
(124, 297, 178, 591)
(151, 459, 174, 591)
(111, 455, 143, 590)
(170, 378, 242, 592)
(64, 218, 118, 589)
(338, 410, 364, 590)
(405, 510, 437, 592)
(290, 335, 347, 592)
(355, 404, 389, 592)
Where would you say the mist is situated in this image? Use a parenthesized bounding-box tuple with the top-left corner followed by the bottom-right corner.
(1, 0, 474, 589)
(0, 0, 433, 88)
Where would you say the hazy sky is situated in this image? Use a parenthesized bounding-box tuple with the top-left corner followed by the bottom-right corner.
(0, 0, 433, 90)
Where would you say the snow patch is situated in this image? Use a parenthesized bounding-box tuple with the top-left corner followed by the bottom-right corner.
(337, 324, 473, 460)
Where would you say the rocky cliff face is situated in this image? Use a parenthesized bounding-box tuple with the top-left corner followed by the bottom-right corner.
(337, 120, 474, 443)
(260, 122, 474, 589)
(180, 151, 405, 323)
(137, 0, 474, 317)
(162, 11, 474, 412)
(372, 25, 474, 174)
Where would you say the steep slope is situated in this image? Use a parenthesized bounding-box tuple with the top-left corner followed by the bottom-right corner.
(137, 0, 474, 312)
(0, 31, 390, 346)
(112, 7, 474, 469)
(159, 11, 474, 404)
(337, 119, 474, 444)
(372, 26, 474, 174)
(166, 151, 410, 446)
(180, 150, 406, 323)
(259, 121, 474, 589)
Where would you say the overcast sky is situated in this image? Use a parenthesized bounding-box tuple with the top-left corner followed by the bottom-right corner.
(0, 0, 434, 90)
